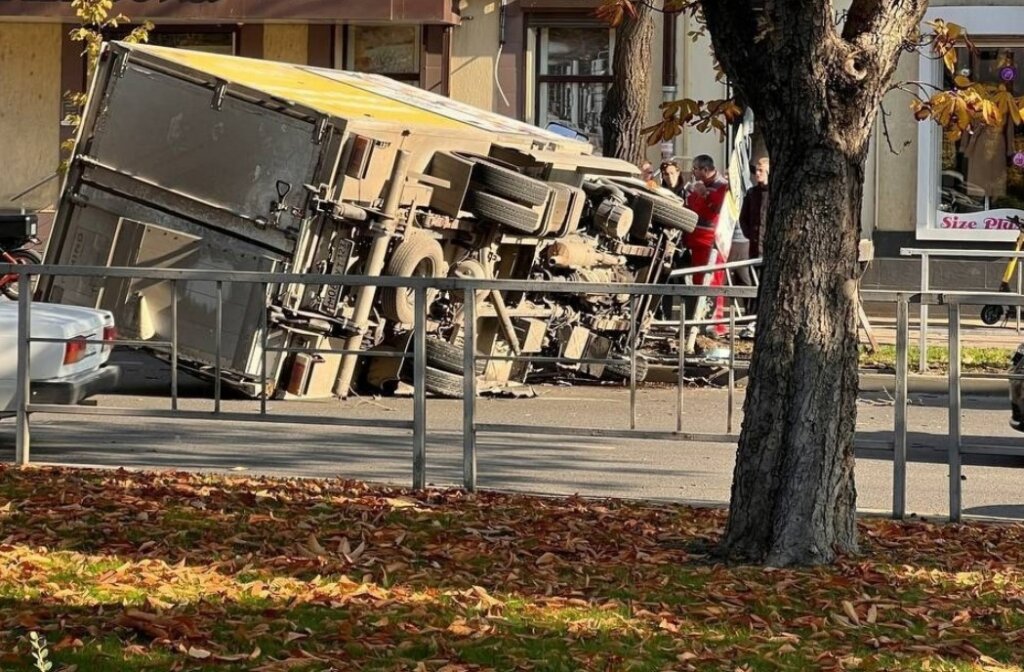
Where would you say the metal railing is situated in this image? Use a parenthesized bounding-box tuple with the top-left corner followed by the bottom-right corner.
(901, 247, 1024, 373)
(3, 264, 755, 491)
(2, 264, 1021, 522)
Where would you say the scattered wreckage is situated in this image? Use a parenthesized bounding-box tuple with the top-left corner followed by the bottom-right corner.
(43, 42, 700, 399)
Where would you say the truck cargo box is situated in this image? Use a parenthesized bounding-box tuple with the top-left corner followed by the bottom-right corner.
(45, 42, 698, 398)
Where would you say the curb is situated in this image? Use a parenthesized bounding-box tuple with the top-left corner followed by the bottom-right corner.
(648, 366, 1007, 397)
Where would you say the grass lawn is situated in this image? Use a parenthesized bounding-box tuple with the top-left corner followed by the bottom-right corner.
(0, 466, 1022, 671)
(859, 345, 1016, 373)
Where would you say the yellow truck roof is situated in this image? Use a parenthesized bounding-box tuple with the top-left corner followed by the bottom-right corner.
(122, 43, 592, 149)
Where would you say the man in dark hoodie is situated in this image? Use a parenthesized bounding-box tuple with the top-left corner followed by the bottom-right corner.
(737, 157, 769, 319)
(739, 157, 769, 259)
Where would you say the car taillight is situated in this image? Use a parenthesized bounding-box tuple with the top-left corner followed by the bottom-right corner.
(103, 325, 117, 352)
(63, 336, 88, 365)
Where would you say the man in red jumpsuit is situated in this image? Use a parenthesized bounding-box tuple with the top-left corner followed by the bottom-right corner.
(684, 154, 730, 334)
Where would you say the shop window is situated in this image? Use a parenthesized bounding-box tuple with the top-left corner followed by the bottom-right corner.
(536, 25, 614, 149)
(939, 45, 1024, 215)
(347, 25, 420, 83)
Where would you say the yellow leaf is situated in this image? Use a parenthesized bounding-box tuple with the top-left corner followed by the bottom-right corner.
(954, 98, 971, 131)
(954, 75, 972, 89)
(943, 49, 958, 74)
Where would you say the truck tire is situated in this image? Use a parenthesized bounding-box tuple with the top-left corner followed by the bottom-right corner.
(467, 191, 544, 234)
(473, 161, 551, 207)
(424, 366, 466, 398)
(636, 194, 699, 233)
(602, 355, 650, 383)
(380, 231, 445, 325)
(424, 336, 485, 375)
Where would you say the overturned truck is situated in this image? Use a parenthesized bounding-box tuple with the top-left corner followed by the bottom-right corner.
(44, 42, 699, 398)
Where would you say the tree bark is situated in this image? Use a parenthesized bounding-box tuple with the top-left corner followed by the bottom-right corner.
(697, 0, 927, 565)
(601, 1, 656, 163)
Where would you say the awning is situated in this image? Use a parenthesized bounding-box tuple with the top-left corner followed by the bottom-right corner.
(0, 0, 460, 24)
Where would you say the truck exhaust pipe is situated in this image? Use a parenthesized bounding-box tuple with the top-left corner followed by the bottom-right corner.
(334, 149, 411, 398)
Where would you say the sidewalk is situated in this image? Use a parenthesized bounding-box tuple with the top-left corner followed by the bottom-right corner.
(649, 316, 1020, 396)
(863, 314, 1023, 350)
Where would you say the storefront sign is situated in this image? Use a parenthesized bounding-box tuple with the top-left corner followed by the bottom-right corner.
(926, 208, 1024, 240)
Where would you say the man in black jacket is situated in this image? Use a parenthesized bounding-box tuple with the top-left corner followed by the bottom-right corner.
(739, 157, 769, 259)
(737, 157, 769, 321)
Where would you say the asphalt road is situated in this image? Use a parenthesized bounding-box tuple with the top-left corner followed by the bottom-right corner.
(2, 350, 1022, 520)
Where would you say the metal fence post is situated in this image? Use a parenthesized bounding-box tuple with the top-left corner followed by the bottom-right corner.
(412, 286, 427, 491)
(919, 254, 929, 373)
(629, 295, 637, 430)
(171, 279, 179, 411)
(893, 293, 909, 519)
(214, 280, 223, 413)
(727, 307, 736, 435)
(462, 287, 477, 492)
(676, 301, 686, 433)
(15, 271, 32, 466)
(1016, 263, 1022, 335)
(947, 301, 962, 522)
(260, 282, 269, 417)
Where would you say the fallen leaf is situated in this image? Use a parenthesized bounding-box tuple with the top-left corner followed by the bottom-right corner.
(842, 600, 861, 626)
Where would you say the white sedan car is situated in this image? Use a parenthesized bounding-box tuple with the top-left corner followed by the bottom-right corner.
(0, 300, 121, 416)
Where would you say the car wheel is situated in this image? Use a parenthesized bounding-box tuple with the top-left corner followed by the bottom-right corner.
(0, 249, 42, 301)
(1009, 350, 1024, 431)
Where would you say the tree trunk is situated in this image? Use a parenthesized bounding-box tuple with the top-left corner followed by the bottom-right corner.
(601, 1, 656, 163)
(697, 0, 927, 565)
(722, 140, 865, 565)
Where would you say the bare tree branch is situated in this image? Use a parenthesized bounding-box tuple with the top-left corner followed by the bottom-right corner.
(878, 102, 912, 155)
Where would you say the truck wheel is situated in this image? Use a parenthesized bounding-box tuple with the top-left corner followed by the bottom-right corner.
(602, 355, 650, 383)
(380, 231, 445, 325)
(636, 194, 699, 233)
(0, 249, 42, 301)
(424, 336, 485, 375)
(473, 161, 551, 207)
(424, 366, 466, 398)
(467, 191, 544, 234)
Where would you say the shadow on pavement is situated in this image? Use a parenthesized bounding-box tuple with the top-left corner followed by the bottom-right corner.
(0, 419, 717, 498)
(963, 504, 1024, 519)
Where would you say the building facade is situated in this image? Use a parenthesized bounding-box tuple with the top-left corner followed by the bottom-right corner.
(861, 1, 1024, 290)
(0, 0, 461, 214)
(1, 0, 1021, 289)
(1, 0, 723, 210)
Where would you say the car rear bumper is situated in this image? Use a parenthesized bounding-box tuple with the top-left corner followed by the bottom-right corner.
(30, 365, 122, 406)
